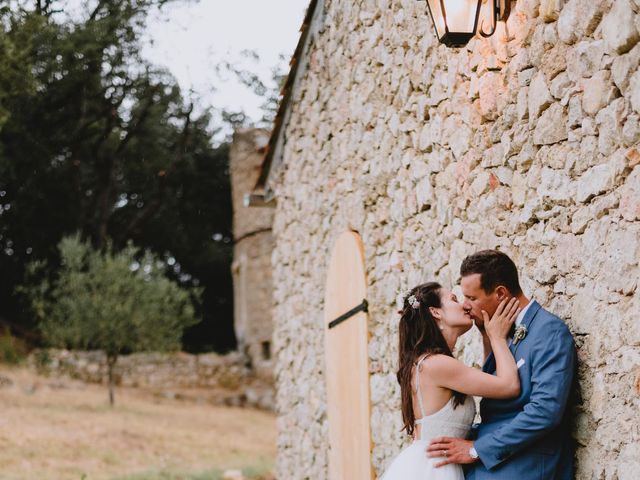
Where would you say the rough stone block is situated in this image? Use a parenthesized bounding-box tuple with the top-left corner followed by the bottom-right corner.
(222, 469, 245, 480)
(567, 40, 604, 80)
(558, 0, 605, 44)
(629, 70, 640, 114)
(619, 167, 640, 221)
(529, 72, 554, 120)
(537, 166, 575, 202)
(611, 44, 640, 94)
(518, 68, 535, 87)
(568, 95, 583, 127)
(595, 98, 627, 156)
(623, 114, 640, 146)
(582, 71, 617, 116)
(601, 0, 640, 54)
(478, 72, 503, 120)
(542, 43, 569, 80)
(626, 147, 640, 168)
(517, 87, 529, 120)
(576, 153, 626, 202)
(415, 177, 434, 210)
(550, 72, 573, 100)
(533, 103, 568, 145)
(540, 0, 562, 22)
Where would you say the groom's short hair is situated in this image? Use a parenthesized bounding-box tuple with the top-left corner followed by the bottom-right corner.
(460, 250, 523, 295)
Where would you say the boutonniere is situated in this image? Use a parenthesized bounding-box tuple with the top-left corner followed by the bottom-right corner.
(513, 325, 528, 345)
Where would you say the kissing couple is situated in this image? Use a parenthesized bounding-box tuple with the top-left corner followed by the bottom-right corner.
(380, 250, 577, 480)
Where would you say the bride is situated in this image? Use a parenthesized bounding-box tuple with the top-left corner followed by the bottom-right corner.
(380, 282, 521, 480)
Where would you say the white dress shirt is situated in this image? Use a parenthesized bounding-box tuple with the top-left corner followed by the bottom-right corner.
(515, 298, 534, 327)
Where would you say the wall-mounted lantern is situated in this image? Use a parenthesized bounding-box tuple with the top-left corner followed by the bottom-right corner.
(424, 0, 511, 48)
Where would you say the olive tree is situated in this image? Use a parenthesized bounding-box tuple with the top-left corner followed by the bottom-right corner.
(22, 234, 200, 405)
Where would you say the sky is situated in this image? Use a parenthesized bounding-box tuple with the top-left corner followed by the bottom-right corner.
(142, 0, 309, 128)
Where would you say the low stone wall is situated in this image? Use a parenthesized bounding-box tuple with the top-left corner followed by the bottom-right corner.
(29, 349, 275, 410)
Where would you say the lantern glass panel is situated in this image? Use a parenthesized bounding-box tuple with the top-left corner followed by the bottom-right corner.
(426, 0, 446, 38)
(442, 0, 480, 33)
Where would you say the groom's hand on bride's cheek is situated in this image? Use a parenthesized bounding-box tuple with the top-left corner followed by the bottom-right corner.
(426, 437, 477, 467)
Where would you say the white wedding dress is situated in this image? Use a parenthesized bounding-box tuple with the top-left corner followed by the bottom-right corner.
(380, 355, 476, 480)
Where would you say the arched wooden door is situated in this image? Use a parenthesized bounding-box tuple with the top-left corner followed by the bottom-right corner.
(324, 231, 373, 480)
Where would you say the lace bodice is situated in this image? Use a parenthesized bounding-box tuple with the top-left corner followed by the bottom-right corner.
(413, 355, 476, 442)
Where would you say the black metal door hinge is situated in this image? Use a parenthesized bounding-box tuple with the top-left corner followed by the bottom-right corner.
(328, 299, 368, 329)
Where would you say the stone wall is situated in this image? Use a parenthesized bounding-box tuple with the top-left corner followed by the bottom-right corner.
(229, 129, 276, 379)
(231, 232, 276, 379)
(266, 0, 640, 478)
(31, 349, 275, 410)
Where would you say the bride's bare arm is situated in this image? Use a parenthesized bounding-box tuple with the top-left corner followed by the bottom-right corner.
(473, 319, 493, 363)
(423, 298, 521, 399)
(482, 333, 492, 364)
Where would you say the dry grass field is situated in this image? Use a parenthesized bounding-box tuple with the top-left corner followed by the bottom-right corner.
(0, 365, 276, 480)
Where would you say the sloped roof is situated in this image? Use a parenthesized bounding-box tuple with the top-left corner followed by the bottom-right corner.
(252, 0, 319, 196)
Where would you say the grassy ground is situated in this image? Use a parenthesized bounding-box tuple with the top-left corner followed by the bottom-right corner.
(0, 365, 276, 480)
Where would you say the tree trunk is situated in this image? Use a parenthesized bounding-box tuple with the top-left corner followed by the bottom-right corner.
(106, 354, 117, 406)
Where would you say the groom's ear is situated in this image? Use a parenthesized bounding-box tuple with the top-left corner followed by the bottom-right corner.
(494, 285, 510, 301)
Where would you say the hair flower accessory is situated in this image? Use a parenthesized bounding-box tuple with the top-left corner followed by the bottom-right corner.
(513, 324, 528, 345)
(408, 295, 420, 309)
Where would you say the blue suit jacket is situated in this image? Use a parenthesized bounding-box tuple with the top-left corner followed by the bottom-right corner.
(465, 301, 577, 480)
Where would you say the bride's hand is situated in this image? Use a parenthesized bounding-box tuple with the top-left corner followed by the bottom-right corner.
(483, 298, 520, 341)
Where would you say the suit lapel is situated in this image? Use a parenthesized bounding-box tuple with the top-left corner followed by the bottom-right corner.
(482, 351, 496, 373)
(511, 300, 542, 357)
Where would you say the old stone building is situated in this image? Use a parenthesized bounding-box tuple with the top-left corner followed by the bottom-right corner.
(229, 128, 275, 381)
(252, 0, 640, 478)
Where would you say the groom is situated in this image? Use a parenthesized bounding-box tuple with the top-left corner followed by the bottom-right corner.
(426, 250, 577, 479)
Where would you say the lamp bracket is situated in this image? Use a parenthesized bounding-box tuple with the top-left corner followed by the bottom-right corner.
(480, 0, 511, 38)
(497, 0, 510, 21)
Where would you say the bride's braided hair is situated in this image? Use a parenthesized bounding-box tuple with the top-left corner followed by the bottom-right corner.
(397, 282, 466, 437)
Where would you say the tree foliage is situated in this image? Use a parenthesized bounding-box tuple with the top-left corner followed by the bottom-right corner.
(0, 0, 235, 351)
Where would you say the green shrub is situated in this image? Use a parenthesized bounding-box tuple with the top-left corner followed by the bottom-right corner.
(32, 349, 52, 373)
(0, 332, 27, 364)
